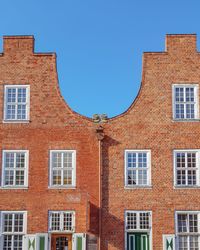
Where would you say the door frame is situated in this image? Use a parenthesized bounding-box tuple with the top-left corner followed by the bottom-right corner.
(124, 211, 153, 250)
(50, 233, 72, 250)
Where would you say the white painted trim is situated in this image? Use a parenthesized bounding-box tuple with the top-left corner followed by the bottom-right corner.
(0, 211, 27, 234)
(172, 83, 199, 120)
(1, 150, 29, 188)
(48, 210, 75, 233)
(73, 233, 86, 250)
(3, 84, 30, 122)
(173, 149, 200, 188)
(124, 150, 151, 188)
(175, 210, 200, 249)
(124, 210, 152, 250)
(162, 234, 175, 250)
(49, 150, 76, 188)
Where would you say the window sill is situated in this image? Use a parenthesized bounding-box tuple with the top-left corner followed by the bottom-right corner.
(48, 186, 76, 190)
(0, 186, 28, 190)
(2, 120, 30, 123)
(173, 118, 200, 122)
(174, 185, 200, 189)
(124, 185, 152, 189)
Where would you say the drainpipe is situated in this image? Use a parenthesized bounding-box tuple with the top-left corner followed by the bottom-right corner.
(96, 125, 105, 250)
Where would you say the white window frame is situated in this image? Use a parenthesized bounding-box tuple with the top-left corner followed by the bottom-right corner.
(125, 210, 152, 250)
(3, 85, 30, 122)
(172, 84, 199, 120)
(0, 211, 27, 250)
(1, 150, 29, 188)
(48, 211, 75, 233)
(124, 150, 151, 188)
(175, 211, 200, 250)
(173, 150, 200, 187)
(49, 150, 76, 188)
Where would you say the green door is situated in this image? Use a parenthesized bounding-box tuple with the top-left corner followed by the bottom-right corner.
(127, 233, 150, 250)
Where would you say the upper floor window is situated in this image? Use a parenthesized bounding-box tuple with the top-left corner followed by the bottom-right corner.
(173, 84, 199, 120)
(174, 150, 200, 187)
(49, 211, 75, 232)
(2, 150, 29, 188)
(4, 85, 30, 122)
(49, 150, 76, 188)
(0, 211, 27, 250)
(176, 211, 200, 250)
(125, 150, 151, 187)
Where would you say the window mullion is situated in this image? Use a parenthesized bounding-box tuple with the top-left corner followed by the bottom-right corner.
(136, 154, 138, 185)
(15, 88, 18, 120)
(14, 153, 16, 186)
(185, 153, 188, 185)
(61, 153, 64, 185)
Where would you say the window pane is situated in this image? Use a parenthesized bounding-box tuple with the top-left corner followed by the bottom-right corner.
(63, 170, 72, 185)
(14, 214, 24, 232)
(178, 236, 188, 250)
(127, 153, 136, 168)
(3, 235, 12, 250)
(138, 170, 147, 185)
(16, 153, 25, 168)
(52, 153, 62, 168)
(3, 214, 13, 232)
(139, 212, 150, 229)
(13, 235, 23, 250)
(51, 213, 60, 231)
(63, 213, 73, 231)
(7, 88, 16, 103)
(17, 104, 26, 120)
(6, 105, 16, 120)
(189, 236, 199, 250)
(127, 170, 136, 185)
(53, 170, 62, 185)
(17, 88, 26, 103)
(126, 212, 137, 230)
(5, 170, 14, 186)
(178, 214, 188, 233)
(189, 214, 198, 233)
(5, 153, 15, 168)
(63, 153, 72, 168)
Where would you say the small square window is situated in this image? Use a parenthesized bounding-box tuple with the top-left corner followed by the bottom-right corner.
(173, 84, 199, 120)
(4, 85, 30, 122)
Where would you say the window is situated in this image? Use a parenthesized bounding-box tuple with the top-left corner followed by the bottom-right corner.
(125, 211, 151, 231)
(49, 211, 75, 232)
(4, 85, 30, 121)
(2, 150, 29, 188)
(125, 150, 151, 187)
(50, 150, 76, 188)
(176, 212, 200, 250)
(174, 150, 200, 187)
(173, 84, 199, 120)
(0, 211, 27, 250)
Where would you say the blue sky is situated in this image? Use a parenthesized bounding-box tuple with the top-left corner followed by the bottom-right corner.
(0, 0, 199, 117)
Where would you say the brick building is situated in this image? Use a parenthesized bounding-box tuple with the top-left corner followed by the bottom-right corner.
(0, 34, 200, 250)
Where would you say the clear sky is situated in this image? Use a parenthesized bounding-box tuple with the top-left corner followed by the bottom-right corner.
(0, 0, 199, 117)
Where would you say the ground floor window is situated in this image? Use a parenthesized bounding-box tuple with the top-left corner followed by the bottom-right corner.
(125, 211, 151, 250)
(0, 211, 27, 250)
(49, 211, 75, 232)
(176, 211, 200, 250)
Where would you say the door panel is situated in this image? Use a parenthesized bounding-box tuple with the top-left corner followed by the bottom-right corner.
(127, 233, 150, 250)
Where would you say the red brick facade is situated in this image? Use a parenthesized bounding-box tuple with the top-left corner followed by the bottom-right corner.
(0, 34, 200, 250)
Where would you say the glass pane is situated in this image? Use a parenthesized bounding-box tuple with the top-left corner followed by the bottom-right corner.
(178, 214, 188, 233)
(14, 214, 24, 232)
(63, 153, 72, 168)
(52, 153, 62, 168)
(189, 214, 198, 233)
(63, 213, 73, 231)
(5, 170, 14, 186)
(51, 213, 60, 231)
(6, 104, 16, 119)
(127, 170, 136, 185)
(3, 214, 13, 232)
(139, 212, 150, 229)
(13, 235, 23, 250)
(126, 212, 137, 230)
(53, 170, 62, 185)
(127, 153, 136, 168)
(16, 153, 25, 168)
(3, 235, 12, 250)
(138, 170, 147, 185)
(7, 88, 16, 103)
(178, 236, 188, 250)
(17, 88, 26, 103)
(5, 153, 15, 168)
(17, 104, 26, 120)
(189, 236, 199, 250)
(15, 170, 25, 185)
(63, 170, 72, 185)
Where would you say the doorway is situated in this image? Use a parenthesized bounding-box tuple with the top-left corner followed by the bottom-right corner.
(127, 232, 150, 250)
(51, 234, 72, 250)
